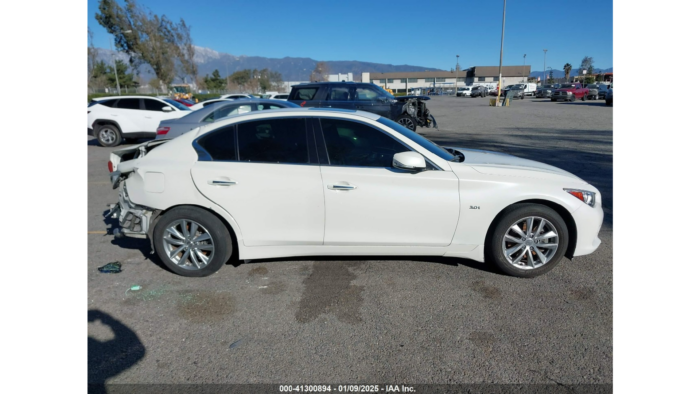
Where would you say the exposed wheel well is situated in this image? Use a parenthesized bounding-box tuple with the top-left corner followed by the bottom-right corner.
(485, 199, 578, 259)
(93, 120, 122, 136)
(149, 204, 240, 261)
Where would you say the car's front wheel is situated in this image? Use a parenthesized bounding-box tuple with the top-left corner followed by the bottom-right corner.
(487, 203, 569, 278)
(96, 124, 122, 147)
(153, 206, 234, 277)
(396, 114, 417, 131)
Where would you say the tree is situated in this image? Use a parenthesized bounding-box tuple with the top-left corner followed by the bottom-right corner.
(91, 60, 111, 90)
(563, 63, 573, 82)
(203, 69, 226, 90)
(88, 27, 99, 86)
(230, 69, 252, 88)
(578, 56, 594, 82)
(170, 18, 198, 89)
(95, 0, 180, 89)
(310, 62, 329, 82)
(547, 70, 554, 84)
(148, 78, 162, 91)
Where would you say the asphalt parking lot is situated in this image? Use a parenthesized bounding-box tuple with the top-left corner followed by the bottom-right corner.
(88, 96, 612, 388)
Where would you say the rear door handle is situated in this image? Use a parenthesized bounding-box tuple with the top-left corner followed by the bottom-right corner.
(208, 180, 237, 186)
(328, 184, 356, 190)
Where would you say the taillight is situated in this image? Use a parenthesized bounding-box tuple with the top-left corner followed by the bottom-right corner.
(157, 126, 170, 135)
(108, 161, 113, 173)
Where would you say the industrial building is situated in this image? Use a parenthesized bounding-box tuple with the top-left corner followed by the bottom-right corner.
(361, 65, 532, 92)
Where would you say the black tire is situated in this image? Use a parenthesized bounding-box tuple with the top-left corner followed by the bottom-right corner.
(396, 114, 417, 131)
(551, 98, 557, 102)
(153, 206, 234, 277)
(569, 95, 576, 102)
(96, 124, 122, 147)
(582, 94, 587, 101)
(486, 203, 569, 278)
(606, 99, 612, 106)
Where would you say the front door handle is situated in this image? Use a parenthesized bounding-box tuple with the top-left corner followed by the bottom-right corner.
(208, 180, 237, 186)
(328, 184, 356, 190)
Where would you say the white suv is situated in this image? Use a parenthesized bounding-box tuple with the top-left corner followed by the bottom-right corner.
(88, 96, 191, 147)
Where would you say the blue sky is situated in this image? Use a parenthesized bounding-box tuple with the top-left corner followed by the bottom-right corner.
(88, 0, 612, 71)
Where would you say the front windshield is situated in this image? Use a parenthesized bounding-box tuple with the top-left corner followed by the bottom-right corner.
(560, 84, 575, 88)
(163, 99, 191, 111)
(377, 117, 455, 162)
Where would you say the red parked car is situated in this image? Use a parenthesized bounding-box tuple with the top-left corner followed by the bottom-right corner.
(550, 83, 589, 102)
(173, 98, 195, 107)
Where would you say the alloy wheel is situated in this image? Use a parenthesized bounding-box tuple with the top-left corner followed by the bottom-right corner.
(162, 219, 215, 270)
(99, 128, 116, 144)
(501, 216, 559, 270)
(397, 117, 416, 131)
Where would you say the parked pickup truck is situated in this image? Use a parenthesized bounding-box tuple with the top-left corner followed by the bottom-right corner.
(551, 83, 590, 102)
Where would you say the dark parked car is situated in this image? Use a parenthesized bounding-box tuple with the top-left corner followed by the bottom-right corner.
(155, 99, 299, 140)
(536, 84, 561, 98)
(470, 86, 489, 97)
(288, 82, 437, 131)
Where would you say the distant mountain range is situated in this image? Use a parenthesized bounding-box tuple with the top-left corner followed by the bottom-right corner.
(530, 68, 613, 78)
(94, 46, 444, 82)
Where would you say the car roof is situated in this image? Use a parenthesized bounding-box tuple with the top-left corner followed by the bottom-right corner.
(93, 96, 165, 101)
(216, 107, 380, 123)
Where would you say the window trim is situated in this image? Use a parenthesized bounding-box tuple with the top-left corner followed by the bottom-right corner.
(313, 117, 440, 171)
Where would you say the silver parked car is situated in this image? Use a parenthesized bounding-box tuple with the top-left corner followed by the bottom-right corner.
(586, 84, 609, 100)
(155, 99, 300, 140)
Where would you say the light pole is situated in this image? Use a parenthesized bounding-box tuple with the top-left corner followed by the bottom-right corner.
(496, 0, 506, 106)
(543, 49, 547, 87)
(522, 54, 526, 82)
(110, 30, 132, 95)
(455, 55, 460, 96)
(546, 66, 553, 84)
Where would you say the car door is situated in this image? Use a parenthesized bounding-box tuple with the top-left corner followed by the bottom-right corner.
(112, 98, 146, 133)
(190, 117, 325, 246)
(315, 117, 460, 246)
(354, 85, 391, 118)
(320, 85, 355, 110)
(142, 99, 182, 133)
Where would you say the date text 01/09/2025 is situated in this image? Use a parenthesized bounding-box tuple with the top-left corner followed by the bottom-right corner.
(278, 385, 416, 392)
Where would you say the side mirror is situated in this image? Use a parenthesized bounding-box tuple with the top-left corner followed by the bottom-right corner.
(392, 151, 426, 172)
(162, 106, 174, 112)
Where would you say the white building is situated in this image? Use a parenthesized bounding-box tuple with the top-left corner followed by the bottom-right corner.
(327, 73, 353, 82)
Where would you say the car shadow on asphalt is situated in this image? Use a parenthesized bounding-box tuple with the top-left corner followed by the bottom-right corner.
(88, 309, 145, 393)
(248, 255, 506, 276)
(102, 209, 170, 271)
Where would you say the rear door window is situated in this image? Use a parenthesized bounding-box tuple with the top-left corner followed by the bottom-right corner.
(291, 88, 318, 101)
(115, 98, 141, 110)
(196, 126, 237, 161)
(238, 118, 309, 164)
(327, 86, 352, 101)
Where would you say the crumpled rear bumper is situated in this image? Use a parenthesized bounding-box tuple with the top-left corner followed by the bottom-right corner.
(106, 183, 155, 239)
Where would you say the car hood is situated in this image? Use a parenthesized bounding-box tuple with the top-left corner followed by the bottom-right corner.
(445, 147, 585, 182)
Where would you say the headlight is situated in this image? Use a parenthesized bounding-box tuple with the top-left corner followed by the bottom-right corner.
(566, 91, 572, 95)
(564, 188, 596, 207)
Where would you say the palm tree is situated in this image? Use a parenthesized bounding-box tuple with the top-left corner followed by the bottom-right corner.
(563, 63, 573, 82)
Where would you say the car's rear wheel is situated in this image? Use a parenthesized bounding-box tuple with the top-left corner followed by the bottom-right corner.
(606, 99, 612, 106)
(153, 206, 233, 277)
(396, 114, 417, 131)
(487, 203, 569, 278)
(96, 124, 122, 147)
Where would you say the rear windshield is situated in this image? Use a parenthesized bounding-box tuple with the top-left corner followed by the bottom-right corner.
(291, 88, 319, 101)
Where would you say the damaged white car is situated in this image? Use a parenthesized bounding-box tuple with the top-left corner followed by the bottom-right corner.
(107, 108, 603, 278)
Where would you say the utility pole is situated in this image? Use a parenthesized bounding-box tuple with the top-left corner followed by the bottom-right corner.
(543, 49, 547, 86)
(109, 40, 121, 95)
(496, 0, 506, 106)
(225, 62, 230, 92)
(523, 54, 526, 82)
(455, 55, 460, 96)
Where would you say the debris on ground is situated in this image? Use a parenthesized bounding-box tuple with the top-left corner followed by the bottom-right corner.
(125, 285, 142, 296)
(228, 339, 244, 350)
(97, 261, 122, 274)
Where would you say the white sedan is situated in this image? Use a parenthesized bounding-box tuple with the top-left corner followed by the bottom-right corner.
(188, 98, 233, 111)
(107, 109, 603, 278)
